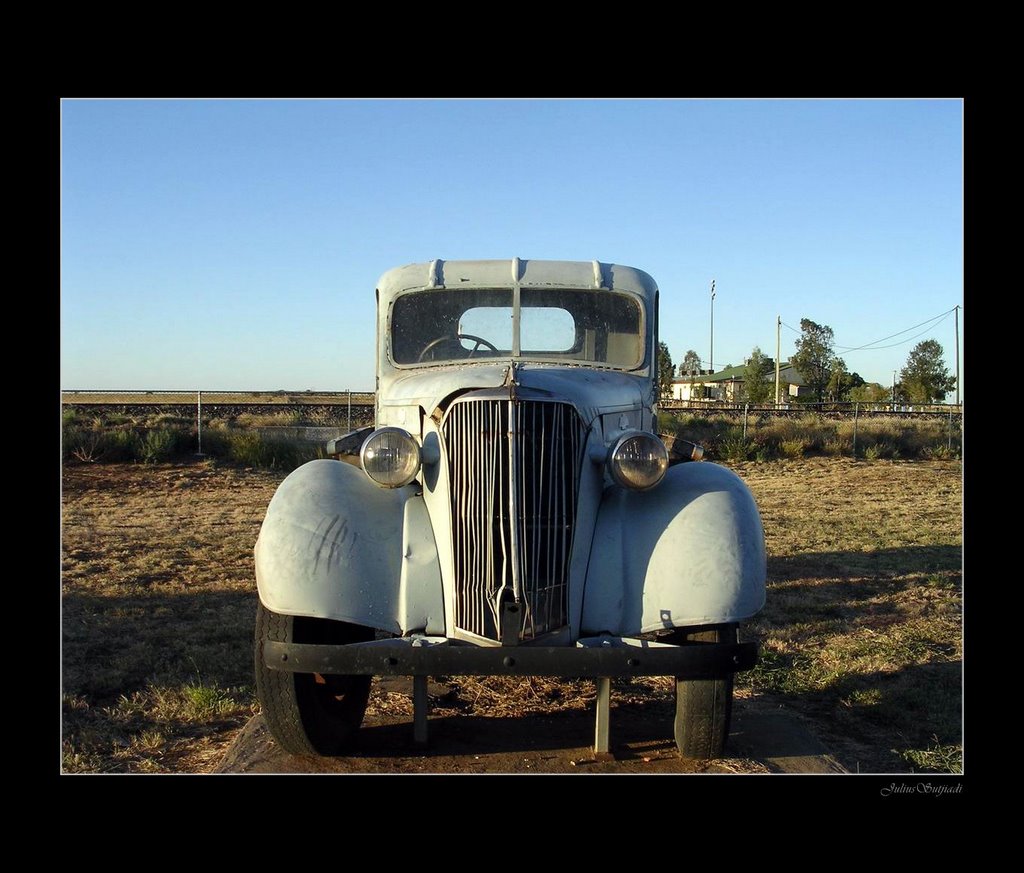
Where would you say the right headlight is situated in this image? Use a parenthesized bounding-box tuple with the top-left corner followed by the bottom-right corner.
(360, 427, 422, 488)
(608, 431, 669, 491)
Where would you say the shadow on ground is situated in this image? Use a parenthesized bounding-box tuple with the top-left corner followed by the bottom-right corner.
(216, 693, 846, 775)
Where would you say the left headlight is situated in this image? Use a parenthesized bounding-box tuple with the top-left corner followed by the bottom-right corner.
(608, 431, 669, 491)
(360, 427, 422, 488)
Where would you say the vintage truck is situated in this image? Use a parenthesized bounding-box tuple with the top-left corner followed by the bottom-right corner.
(254, 258, 767, 760)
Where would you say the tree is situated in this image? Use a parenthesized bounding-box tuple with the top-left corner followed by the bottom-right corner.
(658, 342, 675, 400)
(849, 382, 890, 404)
(744, 346, 774, 404)
(679, 349, 702, 377)
(825, 359, 864, 402)
(900, 340, 955, 403)
(792, 318, 838, 403)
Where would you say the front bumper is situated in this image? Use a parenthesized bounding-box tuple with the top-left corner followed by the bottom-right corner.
(262, 634, 758, 679)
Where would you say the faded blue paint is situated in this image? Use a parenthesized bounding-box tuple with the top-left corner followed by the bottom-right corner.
(582, 462, 767, 635)
(255, 459, 443, 634)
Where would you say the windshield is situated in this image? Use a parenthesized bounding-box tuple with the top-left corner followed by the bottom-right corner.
(390, 287, 645, 368)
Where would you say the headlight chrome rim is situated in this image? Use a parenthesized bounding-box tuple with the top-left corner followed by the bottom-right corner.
(608, 431, 669, 491)
(360, 427, 422, 488)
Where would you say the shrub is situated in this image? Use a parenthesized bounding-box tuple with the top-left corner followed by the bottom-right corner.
(64, 426, 104, 462)
(823, 438, 846, 457)
(779, 439, 807, 459)
(205, 429, 320, 471)
(140, 427, 185, 463)
(104, 429, 142, 462)
(863, 440, 900, 461)
(922, 444, 959, 461)
(717, 429, 754, 461)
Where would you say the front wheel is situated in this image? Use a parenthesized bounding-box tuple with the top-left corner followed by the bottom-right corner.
(667, 624, 737, 760)
(254, 602, 373, 756)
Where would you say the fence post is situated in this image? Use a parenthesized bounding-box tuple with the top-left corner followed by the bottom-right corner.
(743, 404, 749, 441)
(196, 390, 204, 456)
(853, 402, 858, 458)
(347, 389, 352, 431)
(948, 405, 953, 452)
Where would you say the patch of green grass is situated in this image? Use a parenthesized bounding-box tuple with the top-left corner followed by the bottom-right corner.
(900, 739, 962, 774)
(108, 681, 246, 724)
(63, 680, 254, 773)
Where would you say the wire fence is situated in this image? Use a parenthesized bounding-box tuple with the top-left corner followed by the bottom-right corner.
(62, 392, 964, 460)
(659, 401, 963, 460)
(659, 400, 963, 417)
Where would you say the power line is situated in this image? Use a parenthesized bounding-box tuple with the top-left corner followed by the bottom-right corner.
(835, 308, 956, 352)
(782, 308, 956, 354)
(841, 314, 954, 352)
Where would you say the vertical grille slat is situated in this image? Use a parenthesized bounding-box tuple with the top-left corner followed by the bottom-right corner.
(443, 398, 585, 642)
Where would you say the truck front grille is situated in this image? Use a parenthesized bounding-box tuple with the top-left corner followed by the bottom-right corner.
(442, 398, 585, 642)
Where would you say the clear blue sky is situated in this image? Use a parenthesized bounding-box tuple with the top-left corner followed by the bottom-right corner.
(60, 98, 963, 394)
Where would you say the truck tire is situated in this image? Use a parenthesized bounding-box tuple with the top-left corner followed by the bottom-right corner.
(669, 624, 737, 760)
(255, 602, 373, 756)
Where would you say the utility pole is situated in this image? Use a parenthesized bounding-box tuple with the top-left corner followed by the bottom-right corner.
(954, 304, 960, 407)
(775, 315, 781, 406)
(196, 390, 204, 457)
(892, 370, 897, 406)
(709, 279, 716, 374)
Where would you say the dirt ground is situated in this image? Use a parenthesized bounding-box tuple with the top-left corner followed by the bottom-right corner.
(215, 683, 844, 775)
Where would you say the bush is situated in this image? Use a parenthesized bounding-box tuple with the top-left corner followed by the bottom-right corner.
(202, 427, 321, 471)
(63, 424, 142, 463)
(64, 425, 104, 462)
(717, 429, 754, 461)
(922, 443, 959, 461)
(779, 439, 807, 459)
(104, 429, 142, 462)
(660, 407, 963, 463)
(863, 440, 900, 461)
(62, 413, 323, 471)
(140, 427, 186, 463)
(823, 438, 846, 457)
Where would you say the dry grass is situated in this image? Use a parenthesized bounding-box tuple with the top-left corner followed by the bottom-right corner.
(61, 461, 282, 772)
(663, 411, 961, 461)
(61, 456, 962, 774)
(732, 457, 962, 773)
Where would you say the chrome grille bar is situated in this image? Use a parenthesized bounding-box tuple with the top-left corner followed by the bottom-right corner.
(443, 398, 584, 642)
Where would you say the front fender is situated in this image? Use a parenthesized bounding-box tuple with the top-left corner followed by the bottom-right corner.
(581, 462, 766, 636)
(254, 459, 444, 635)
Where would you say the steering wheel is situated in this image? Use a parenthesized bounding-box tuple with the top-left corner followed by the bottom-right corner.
(418, 333, 499, 362)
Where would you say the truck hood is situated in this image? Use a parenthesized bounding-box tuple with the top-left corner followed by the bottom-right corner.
(380, 363, 652, 427)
